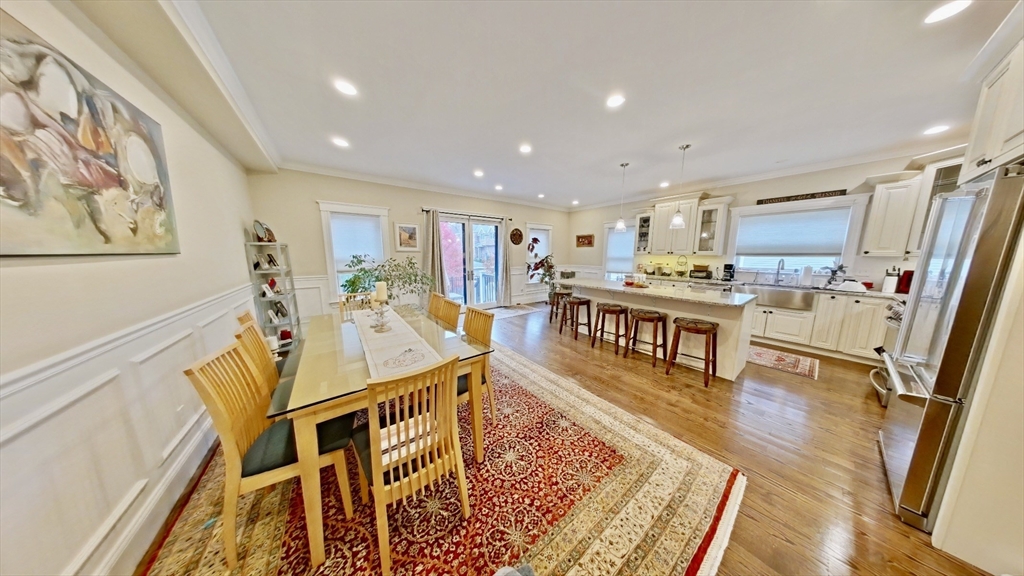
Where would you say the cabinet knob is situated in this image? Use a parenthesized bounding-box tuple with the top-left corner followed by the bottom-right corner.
(864, 251, 869, 254)
(855, 300, 861, 304)
(976, 158, 992, 168)
(830, 295, 836, 299)
(768, 311, 774, 314)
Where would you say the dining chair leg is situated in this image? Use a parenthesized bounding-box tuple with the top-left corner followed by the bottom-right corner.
(486, 363, 497, 424)
(374, 496, 392, 576)
(357, 460, 369, 504)
(453, 437, 472, 519)
(666, 326, 681, 376)
(704, 332, 712, 387)
(333, 450, 354, 519)
(651, 321, 659, 368)
(221, 473, 240, 568)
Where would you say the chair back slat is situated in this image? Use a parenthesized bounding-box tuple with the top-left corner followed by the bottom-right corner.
(237, 310, 258, 328)
(366, 356, 460, 504)
(184, 342, 271, 467)
(428, 292, 445, 316)
(436, 298, 461, 326)
(340, 292, 373, 322)
(235, 321, 277, 394)
(463, 307, 495, 346)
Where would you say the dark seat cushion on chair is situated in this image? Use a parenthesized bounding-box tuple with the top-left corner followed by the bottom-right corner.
(456, 373, 487, 396)
(241, 412, 356, 477)
(277, 341, 303, 379)
(352, 422, 426, 484)
(275, 357, 288, 376)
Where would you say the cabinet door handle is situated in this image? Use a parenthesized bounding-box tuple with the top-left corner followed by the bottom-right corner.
(830, 295, 836, 299)
(768, 311, 774, 314)
(976, 158, 992, 168)
(855, 300, 861, 304)
(864, 250, 870, 254)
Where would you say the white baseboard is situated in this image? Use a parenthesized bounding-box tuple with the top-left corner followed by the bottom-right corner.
(0, 284, 251, 576)
(750, 336, 881, 366)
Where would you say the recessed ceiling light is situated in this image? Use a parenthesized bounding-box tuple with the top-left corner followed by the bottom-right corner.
(925, 0, 971, 23)
(538, 194, 545, 198)
(473, 170, 484, 178)
(606, 94, 625, 108)
(572, 200, 579, 205)
(924, 125, 950, 135)
(520, 143, 532, 155)
(660, 181, 669, 188)
(495, 185, 503, 191)
(333, 79, 358, 95)
(331, 136, 349, 148)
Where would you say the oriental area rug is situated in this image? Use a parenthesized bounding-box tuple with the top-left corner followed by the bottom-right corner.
(747, 345, 820, 380)
(142, 344, 745, 576)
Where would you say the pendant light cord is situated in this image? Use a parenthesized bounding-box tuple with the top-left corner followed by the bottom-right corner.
(619, 162, 629, 219)
(679, 144, 690, 182)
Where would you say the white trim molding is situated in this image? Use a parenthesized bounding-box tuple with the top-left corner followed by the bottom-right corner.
(726, 193, 871, 266)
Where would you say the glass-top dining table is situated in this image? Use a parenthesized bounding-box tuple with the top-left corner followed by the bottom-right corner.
(271, 306, 493, 566)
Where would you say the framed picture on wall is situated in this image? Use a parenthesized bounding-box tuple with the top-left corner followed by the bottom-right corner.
(576, 234, 595, 248)
(395, 223, 420, 252)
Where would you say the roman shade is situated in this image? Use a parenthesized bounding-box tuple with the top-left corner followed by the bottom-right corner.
(734, 207, 851, 256)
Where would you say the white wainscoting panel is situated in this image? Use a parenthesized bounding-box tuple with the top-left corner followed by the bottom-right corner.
(0, 284, 252, 576)
(294, 276, 331, 327)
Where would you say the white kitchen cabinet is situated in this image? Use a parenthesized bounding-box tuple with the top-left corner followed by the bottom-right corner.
(693, 196, 734, 256)
(838, 298, 889, 359)
(809, 293, 848, 351)
(634, 212, 652, 254)
(650, 199, 698, 255)
(751, 306, 768, 337)
(960, 40, 1024, 185)
(860, 178, 923, 257)
(764, 309, 815, 345)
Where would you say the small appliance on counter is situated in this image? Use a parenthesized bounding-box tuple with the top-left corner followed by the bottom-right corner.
(722, 264, 735, 281)
(882, 267, 900, 294)
(689, 264, 713, 279)
(896, 269, 914, 294)
(825, 278, 867, 292)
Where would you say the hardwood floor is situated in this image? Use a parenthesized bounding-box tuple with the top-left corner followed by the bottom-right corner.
(494, 307, 986, 576)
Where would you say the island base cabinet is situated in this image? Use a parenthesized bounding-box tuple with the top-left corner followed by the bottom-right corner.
(751, 306, 769, 336)
(838, 298, 889, 359)
(809, 294, 848, 351)
(764, 309, 815, 345)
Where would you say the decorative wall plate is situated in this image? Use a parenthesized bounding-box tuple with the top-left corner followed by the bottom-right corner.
(510, 228, 524, 245)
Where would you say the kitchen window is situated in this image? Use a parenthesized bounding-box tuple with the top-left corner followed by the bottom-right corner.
(319, 201, 390, 300)
(728, 195, 870, 270)
(604, 223, 635, 281)
(526, 223, 552, 284)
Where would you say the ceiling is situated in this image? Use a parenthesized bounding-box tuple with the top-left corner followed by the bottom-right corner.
(192, 1, 1014, 209)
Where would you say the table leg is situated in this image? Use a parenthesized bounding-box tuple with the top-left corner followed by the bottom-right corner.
(293, 414, 325, 566)
(469, 360, 484, 463)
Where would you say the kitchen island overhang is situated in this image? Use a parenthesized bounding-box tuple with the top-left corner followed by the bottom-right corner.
(557, 279, 758, 381)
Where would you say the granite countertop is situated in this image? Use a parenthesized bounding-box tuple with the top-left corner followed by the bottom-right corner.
(645, 277, 907, 302)
(557, 279, 758, 308)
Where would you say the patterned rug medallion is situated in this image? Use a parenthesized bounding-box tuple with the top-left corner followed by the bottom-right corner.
(144, 344, 745, 576)
(747, 345, 819, 380)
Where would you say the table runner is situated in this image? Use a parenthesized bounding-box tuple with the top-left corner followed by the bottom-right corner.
(352, 308, 443, 379)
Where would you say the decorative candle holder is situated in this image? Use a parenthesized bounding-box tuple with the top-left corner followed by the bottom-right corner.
(371, 302, 391, 332)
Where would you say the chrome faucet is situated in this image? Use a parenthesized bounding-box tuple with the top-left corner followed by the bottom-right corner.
(774, 258, 786, 285)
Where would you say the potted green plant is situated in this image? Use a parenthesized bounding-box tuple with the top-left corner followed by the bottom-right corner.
(341, 254, 433, 301)
(526, 237, 556, 301)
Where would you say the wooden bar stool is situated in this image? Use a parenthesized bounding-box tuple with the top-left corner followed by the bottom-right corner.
(623, 309, 668, 367)
(549, 288, 572, 323)
(591, 303, 629, 354)
(666, 317, 719, 387)
(559, 296, 592, 340)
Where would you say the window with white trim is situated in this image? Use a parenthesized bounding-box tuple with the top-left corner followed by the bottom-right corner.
(604, 224, 635, 281)
(319, 201, 389, 300)
(526, 223, 552, 284)
(733, 206, 852, 271)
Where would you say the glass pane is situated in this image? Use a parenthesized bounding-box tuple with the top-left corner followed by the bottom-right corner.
(472, 223, 498, 305)
(901, 195, 980, 384)
(698, 208, 718, 252)
(440, 221, 467, 304)
(330, 213, 383, 268)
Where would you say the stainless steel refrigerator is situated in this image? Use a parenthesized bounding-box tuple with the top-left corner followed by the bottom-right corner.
(879, 157, 1024, 532)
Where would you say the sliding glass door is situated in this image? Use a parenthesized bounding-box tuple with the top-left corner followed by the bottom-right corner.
(440, 216, 500, 309)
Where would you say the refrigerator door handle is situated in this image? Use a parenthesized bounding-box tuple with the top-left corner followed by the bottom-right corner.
(869, 368, 888, 396)
(883, 353, 928, 407)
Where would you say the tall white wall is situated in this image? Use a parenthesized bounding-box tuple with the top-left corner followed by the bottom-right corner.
(0, 2, 255, 573)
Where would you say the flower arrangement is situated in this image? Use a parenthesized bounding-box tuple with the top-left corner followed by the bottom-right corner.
(526, 237, 556, 296)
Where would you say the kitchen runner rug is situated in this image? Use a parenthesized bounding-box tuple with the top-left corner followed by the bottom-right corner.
(747, 345, 820, 380)
(142, 343, 745, 576)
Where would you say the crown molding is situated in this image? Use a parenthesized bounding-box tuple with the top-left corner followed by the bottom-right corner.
(160, 0, 280, 168)
(568, 140, 966, 213)
(276, 161, 569, 213)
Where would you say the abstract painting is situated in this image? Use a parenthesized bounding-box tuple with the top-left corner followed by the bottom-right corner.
(395, 223, 419, 251)
(0, 11, 179, 255)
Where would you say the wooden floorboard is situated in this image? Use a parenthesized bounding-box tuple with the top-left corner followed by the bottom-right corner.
(493, 308, 987, 576)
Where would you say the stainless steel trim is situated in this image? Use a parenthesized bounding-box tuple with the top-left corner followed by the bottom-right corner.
(884, 318, 901, 330)
(730, 285, 816, 311)
(883, 353, 928, 408)
(869, 368, 889, 396)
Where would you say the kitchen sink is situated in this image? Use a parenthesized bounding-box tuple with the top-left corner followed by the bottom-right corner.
(732, 285, 816, 311)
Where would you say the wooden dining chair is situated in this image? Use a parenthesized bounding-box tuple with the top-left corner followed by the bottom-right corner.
(183, 342, 358, 569)
(437, 297, 462, 326)
(340, 291, 374, 322)
(235, 321, 279, 395)
(352, 355, 469, 576)
(460, 307, 497, 423)
(428, 292, 445, 316)
(237, 310, 259, 330)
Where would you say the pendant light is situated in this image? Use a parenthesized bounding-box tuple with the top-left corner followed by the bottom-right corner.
(614, 162, 630, 232)
(669, 144, 691, 230)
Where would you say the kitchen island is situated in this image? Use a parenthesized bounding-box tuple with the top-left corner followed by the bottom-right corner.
(557, 278, 758, 381)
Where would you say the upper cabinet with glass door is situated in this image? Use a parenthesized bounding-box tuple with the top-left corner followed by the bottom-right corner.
(693, 197, 734, 255)
(959, 39, 1024, 185)
(906, 159, 962, 257)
